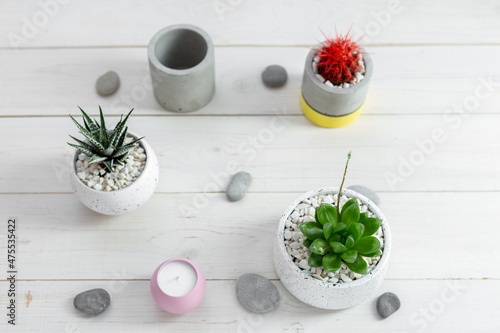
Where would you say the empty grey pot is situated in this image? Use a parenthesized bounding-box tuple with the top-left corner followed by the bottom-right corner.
(148, 24, 215, 112)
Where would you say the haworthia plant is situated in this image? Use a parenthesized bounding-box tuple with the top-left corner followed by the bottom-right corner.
(68, 107, 143, 172)
(298, 151, 382, 275)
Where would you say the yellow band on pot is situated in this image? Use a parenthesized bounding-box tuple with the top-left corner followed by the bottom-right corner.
(300, 94, 364, 128)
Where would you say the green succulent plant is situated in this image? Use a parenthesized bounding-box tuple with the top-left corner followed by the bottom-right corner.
(298, 152, 382, 275)
(68, 107, 143, 172)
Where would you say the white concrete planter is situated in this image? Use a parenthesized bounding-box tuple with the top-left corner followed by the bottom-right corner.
(70, 132, 159, 215)
(273, 187, 391, 310)
(148, 24, 215, 113)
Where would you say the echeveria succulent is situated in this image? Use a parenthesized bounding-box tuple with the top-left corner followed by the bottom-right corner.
(298, 151, 382, 275)
(300, 201, 381, 274)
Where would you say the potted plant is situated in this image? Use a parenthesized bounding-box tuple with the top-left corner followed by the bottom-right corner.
(300, 31, 373, 128)
(68, 107, 159, 215)
(273, 152, 391, 309)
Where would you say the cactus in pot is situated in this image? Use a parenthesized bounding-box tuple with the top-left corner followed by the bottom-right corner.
(300, 30, 373, 128)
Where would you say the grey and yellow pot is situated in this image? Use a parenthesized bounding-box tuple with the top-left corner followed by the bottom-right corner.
(300, 45, 373, 128)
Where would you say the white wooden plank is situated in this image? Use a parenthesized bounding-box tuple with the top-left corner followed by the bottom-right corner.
(1, 192, 499, 280)
(1, 0, 500, 48)
(1, 46, 500, 117)
(0, 279, 497, 332)
(0, 115, 499, 194)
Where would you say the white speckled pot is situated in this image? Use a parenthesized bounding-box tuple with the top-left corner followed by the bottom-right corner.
(273, 187, 391, 310)
(70, 132, 159, 215)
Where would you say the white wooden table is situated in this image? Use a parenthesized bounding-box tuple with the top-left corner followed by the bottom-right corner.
(1, 1, 499, 331)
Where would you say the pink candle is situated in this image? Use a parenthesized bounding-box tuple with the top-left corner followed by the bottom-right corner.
(150, 258, 206, 314)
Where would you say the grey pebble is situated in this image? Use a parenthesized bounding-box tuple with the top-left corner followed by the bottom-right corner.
(74, 288, 110, 316)
(261, 65, 288, 88)
(236, 273, 280, 313)
(376, 292, 401, 319)
(226, 171, 252, 202)
(348, 185, 380, 206)
(96, 71, 120, 96)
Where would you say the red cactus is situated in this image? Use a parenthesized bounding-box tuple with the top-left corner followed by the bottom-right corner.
(314, 31, 363, 85)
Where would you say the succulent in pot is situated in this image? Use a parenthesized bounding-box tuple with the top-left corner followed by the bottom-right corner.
(273, 152, 391, 309)
(300, 31, 373, 128)
(68, 107, 159, 215)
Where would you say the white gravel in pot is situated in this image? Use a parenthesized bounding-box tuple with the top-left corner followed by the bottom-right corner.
(283, 193, 384, 284)
(75, 137, 146, 191)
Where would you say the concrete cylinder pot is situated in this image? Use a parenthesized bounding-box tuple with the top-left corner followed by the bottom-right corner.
(300, 45, 373, 128)
(148, 24, 215, 113)
(273, 187, 391, 310)
(71, 132, 159, 215)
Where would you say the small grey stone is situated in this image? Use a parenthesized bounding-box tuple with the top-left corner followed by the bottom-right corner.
(96, 71, 120, 96)
(348, 185, 380, 206)
(261, 65, 288, 88)
(376, 292, 401, 319)
(74, 288, 110, 316)
(236, 273, 280, 313)
(226, 171, 252, 202)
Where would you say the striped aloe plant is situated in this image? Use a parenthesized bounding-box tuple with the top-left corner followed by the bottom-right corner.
(68, 107, 143, 172)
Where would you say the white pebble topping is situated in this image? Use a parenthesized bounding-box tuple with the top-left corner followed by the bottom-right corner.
(75, 137, 146, 191)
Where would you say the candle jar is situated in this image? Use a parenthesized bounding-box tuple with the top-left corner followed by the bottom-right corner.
(150, 258, 206, 314)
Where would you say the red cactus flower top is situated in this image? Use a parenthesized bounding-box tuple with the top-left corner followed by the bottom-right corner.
(314, 32, 364, 86)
